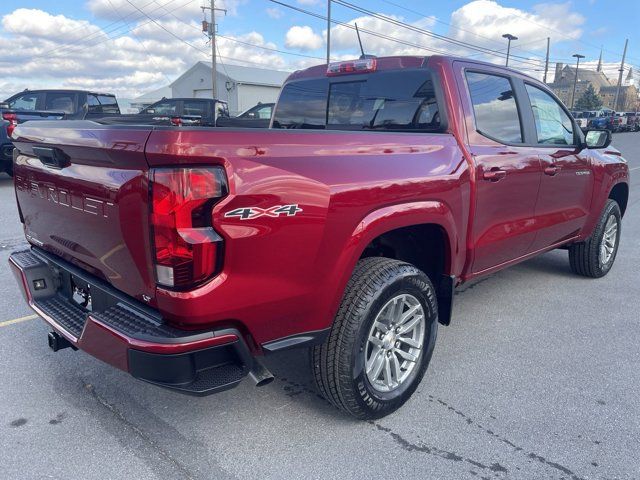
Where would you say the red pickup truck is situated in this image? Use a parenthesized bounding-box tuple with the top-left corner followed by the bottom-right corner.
(8, 56, 629, 419)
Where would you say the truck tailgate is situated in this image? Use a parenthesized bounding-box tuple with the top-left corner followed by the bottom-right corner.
(11, 121, 156, 303)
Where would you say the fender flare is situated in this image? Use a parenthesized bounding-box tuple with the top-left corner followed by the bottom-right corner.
(324, 200, 459, 322)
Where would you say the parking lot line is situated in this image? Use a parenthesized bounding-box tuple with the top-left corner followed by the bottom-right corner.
(629, 166, 640, 171)
(0, 314, 38, 328)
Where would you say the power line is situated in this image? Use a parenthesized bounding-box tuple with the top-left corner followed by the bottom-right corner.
(121, 0, 207, 54)
(24, 0, 196, 61)
(106, 0, 173, 84)
(145, 1, 327, 61)
(331, 0, 545, 66)
(268, 0, 546, 71)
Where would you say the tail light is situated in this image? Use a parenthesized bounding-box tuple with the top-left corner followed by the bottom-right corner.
(2, 112, 18, 138)
(150, 167, 228, 289)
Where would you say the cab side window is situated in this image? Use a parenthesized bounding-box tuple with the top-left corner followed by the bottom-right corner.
(145, 101, 176, 115)
(183, 101, 208, 116)
(466, 71, 523, 144)
(525, 84, 575, 145)
(8, 93, 42, 111)
(44, 93, 76, 114)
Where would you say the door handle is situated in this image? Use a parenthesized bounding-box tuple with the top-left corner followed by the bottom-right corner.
(544, 165, 561, 176)
(483, 169, 507, 182)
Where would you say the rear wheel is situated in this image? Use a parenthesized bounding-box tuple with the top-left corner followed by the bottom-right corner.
(311, 257, 438, 419)
(568, 199, 621, 278)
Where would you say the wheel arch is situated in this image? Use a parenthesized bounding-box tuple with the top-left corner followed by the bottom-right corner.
(608, 181, 628, 217)
(329, 201, 459, 327)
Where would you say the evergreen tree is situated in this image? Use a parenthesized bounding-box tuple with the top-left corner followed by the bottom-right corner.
(574, 84, 603, 110)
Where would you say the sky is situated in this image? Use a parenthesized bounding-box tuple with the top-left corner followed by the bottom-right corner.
(0, 0, 638, 101)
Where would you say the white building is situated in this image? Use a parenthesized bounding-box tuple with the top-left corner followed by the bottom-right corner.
(170, 62, 291, 115)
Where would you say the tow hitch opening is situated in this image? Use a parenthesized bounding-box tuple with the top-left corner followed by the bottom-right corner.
(48, 331, 76, 352)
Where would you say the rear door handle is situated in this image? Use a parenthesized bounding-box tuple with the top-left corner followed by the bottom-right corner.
(544, 165, 561, 176)
(483, 169, 507, 182)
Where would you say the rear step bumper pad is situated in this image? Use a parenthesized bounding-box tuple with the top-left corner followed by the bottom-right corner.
(9, 248, 253, 396)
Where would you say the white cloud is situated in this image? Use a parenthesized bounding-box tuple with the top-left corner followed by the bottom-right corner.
(87, 0, 245, 21)
(0, 1, 592, 101)
(266, 7, 283, 19)
(285, 25, 323, 51)
(0, 7, 288, 101)
(297, 0, 321, 5)
(329, 14, 439, 58)
(450, 1, 584, 49)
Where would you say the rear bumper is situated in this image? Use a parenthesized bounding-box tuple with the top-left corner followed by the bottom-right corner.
(9, 248, 254, 396)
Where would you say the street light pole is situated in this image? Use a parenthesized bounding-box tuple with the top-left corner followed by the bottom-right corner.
(502, 33, 518, 67)
(326, 0, 331, 64)
(571, 53, 585, 109)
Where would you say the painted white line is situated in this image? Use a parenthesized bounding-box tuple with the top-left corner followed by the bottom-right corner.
(629, 166, 640, 171)
(0, 314, 38, 328)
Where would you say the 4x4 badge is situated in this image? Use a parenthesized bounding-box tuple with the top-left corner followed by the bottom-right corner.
(224, 204, 302, 220)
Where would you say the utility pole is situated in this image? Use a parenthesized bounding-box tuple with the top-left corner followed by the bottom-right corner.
(502, 33, 518, 67)
(202, 1, 226, 100)
(613, 38, 629, 111)
(571, 53, 585, 109)
(326, 0, 331, 64)
(543, 37, 550, 83)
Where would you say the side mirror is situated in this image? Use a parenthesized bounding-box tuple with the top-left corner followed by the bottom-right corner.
(584, 129, 612, 149)
(0, 102, 10, 110)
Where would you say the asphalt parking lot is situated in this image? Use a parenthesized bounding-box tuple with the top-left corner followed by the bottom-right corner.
(0, 135, 638, 480)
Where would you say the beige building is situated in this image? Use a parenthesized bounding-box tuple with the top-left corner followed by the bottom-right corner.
(599, 85, 639, 111)
(548, 63, 611, 108)
(549, 62, 640, 111)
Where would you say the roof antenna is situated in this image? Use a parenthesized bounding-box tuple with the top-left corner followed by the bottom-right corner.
(355, 23, 375, 59)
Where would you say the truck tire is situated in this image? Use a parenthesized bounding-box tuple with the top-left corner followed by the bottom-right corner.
(568, 199, 621, 278)
(4, 163, 13, 177)
(311, 257, 438, 419)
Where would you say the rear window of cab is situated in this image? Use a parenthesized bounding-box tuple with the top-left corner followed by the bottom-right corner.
(272, 69, 442, 133)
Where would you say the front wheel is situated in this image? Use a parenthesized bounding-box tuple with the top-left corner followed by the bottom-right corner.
(568, 199, 621, 278)
(311, 257, 438, 419)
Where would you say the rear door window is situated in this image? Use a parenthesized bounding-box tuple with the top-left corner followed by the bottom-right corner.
(7, 92, 43, 111)
(466, 71, 522, 144)
(96, 95, 119, 114)
(44, 92, 77, 114)
(87, 95, 120, 114)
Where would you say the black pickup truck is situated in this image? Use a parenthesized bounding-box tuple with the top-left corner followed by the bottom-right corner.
(97, 98, 230, 127)
(1, 89, 120, 176)
(216, 102, 274, 128)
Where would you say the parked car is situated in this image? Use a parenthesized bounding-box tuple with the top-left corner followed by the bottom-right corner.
(589, 110, 619, 132)
(614, 112, 630, 132)
(216, 102, 274, 128)
(0, 89, 120, 176)
(8, 55, 629, 419)
(622, 111, 640, 131)
(570, 110, 596, 131)
(97, 98, 229, 127)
